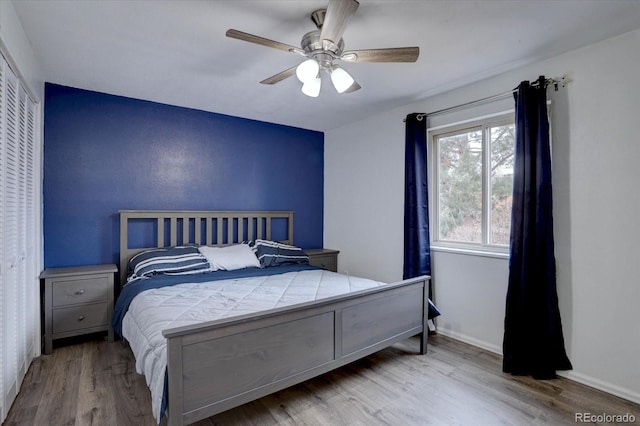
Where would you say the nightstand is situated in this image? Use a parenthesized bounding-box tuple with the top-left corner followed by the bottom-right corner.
(305, 248, 339, 272)
(40, 264, 117, 354)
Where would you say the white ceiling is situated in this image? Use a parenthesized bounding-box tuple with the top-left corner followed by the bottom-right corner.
(12, 0, 640, 132)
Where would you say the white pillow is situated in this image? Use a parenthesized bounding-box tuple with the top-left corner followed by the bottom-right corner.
(198, 244, 260, 271)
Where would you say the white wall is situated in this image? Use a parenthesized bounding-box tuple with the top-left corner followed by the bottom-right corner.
(1, 1, 43, 101)
(325, 28, 640, 404)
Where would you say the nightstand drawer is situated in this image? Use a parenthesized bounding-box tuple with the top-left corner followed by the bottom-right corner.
(52, 275, 110, 307)
(52, 302, 109, 334)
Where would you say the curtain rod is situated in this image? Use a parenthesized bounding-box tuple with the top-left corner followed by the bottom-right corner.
(405, 76, 570, 122)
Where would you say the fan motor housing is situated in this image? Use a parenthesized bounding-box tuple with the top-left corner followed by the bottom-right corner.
(301, 30, 344, 57)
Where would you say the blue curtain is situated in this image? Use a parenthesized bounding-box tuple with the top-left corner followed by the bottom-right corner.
(503, 76, 572, 379)
(404, 113, 440, 320)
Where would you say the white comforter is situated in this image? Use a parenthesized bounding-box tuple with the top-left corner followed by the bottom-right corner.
(121, 269, 385, 422)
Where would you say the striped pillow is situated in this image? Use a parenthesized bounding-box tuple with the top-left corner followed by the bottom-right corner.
(250, 239, 309, 268)
(127, 245, 210, 280)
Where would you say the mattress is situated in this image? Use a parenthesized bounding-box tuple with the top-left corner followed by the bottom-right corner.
(121, 268, 385, 422)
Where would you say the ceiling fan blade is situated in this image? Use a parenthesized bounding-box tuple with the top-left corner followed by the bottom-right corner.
(344, 81, 361, 94)
(341, 47, 420, 63)
(320, 0, 359, 45)
(226, 29, 299, 53)
(260, 66, 297, 85)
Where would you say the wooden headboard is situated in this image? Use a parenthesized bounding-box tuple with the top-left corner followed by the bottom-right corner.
(119, 210, 294, 285)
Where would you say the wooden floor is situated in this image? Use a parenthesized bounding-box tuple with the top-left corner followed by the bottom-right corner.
(5, 333, 639, 426)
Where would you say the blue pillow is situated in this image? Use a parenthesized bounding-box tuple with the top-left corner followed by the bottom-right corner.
(250, 239, 309, 268)
(128, 245, 210, 280)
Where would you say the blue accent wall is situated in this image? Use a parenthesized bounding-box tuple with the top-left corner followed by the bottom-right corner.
(44, 83, 324, 268)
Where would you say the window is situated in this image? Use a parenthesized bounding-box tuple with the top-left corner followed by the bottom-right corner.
(431, 113, 514, 253)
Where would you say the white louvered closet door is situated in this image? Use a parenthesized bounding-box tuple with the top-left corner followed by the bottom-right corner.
(0, 48, 5, 424)
(0, 52, 40, 423)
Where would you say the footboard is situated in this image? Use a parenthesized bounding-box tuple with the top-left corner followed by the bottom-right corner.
(162, 275, 430, 426)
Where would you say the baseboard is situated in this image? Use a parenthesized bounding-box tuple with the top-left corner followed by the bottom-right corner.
(557, 370, 640, 405)
(436, 328, 503, 355)
(436, 329, 640, 406)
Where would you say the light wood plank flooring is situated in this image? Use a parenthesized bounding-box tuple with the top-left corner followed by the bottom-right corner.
(5, 333, 639, 425)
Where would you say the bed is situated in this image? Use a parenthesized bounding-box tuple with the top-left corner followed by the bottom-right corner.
(114, 210, 431, 426)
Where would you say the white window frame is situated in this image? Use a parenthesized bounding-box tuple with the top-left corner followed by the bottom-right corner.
(429, 111, 515, 258)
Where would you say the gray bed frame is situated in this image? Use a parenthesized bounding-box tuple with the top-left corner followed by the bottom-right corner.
(119, 210, 430, 426)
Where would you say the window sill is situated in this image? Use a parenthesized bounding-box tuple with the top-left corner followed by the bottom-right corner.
(431, 244, 509, 260)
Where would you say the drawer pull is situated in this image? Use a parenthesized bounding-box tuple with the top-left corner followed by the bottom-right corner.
(75, 290, 85, 295)
(77, 315, 85, 321)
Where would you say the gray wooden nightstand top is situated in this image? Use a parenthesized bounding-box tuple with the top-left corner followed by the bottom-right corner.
(304, 248, 339, 255)
(40, 264, 118, 279)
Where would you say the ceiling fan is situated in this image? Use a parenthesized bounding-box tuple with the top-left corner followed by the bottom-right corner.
(225, 0, 419, 97)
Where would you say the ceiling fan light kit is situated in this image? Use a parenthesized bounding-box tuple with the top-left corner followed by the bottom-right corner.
(296, 59, 320, 83)
(226, 0, 419, 97)
(301, 76, 322, 97)
(296, 61, 355, 97)
(330, 65, 355, 94)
